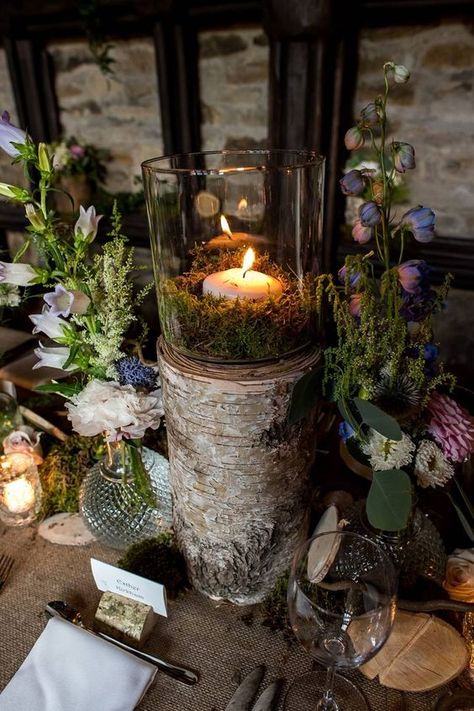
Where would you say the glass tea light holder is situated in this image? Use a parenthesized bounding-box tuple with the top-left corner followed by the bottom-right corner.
(0, 453, 42, 526)
(142, 150, 325, 363)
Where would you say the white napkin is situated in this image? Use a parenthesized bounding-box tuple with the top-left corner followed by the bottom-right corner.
(0, 616, 157, 711)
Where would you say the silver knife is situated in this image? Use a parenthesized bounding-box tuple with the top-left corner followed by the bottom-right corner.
(253, 679, 283, 711)
(224, 665, 265, 710)
(45, 601, 199, 685)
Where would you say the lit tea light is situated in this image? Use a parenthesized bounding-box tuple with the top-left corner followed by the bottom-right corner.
(238, 198, 248, 210)
(0, 452, 41, 525)
(203, 247, 283, 301)
(204, 216, 267, 250)
(4, 477, 35, 513)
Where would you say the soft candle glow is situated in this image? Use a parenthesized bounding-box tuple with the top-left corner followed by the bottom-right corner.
(202, 248, 283, 301)
(220, 214, 232, 237)
(4, 478, 35, 513)
(238, 198, 248, 210)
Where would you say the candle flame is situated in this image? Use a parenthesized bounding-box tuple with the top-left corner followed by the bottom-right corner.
(242, 247, 255, 277)
(238, 198, 248, 210)
(220, 214, 233, 239)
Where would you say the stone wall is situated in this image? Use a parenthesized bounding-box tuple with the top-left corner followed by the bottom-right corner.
(48, 38, 163, 194)
(199, 28, 268, 151)
(356, 19, 474, 238)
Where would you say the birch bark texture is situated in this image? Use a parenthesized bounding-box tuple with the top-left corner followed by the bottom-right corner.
(157, 337, 320, 603)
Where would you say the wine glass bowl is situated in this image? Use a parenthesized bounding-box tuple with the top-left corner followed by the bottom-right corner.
(286, 530, 397, 711)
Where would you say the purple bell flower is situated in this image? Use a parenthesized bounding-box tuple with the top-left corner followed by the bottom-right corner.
(401, 206, 436, 243)
(340, 169, 365, 196)
(344, 127, 364, 151)
(400, 288, 437, 322)
(338, 265, 362, 289)
(360, 102, 379, 128)
(0, 111, 27, 158)
(423, 343, 439, 377)
(352, 218, 373, 244)
(393, 142, 416, 173)
(359, 201, 381, 227)
(397, 260, 430, 294)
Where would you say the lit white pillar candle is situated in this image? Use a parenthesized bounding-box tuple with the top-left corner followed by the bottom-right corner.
(203, 247, 283, 301)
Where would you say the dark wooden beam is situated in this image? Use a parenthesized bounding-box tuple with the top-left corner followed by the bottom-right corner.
(4, 37, 60, 143)
(154, 18, 202, 154)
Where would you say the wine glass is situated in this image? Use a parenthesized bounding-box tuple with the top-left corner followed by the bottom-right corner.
(286, 530, 397, 711)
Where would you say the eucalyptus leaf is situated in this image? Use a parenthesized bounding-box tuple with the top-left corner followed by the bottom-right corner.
(366, 469, 412, 531)
(288, 367, 323, 425)
(354, 397, 402, 441)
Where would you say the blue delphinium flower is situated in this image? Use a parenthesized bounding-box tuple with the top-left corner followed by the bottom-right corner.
(359, 201, 381, 227)
(338, 265, 361, 289)
(115, 356, 158, 391)
(397, 260, 430, 294)
(401, 205, 435, 243)
(339, 421, 355, 443)
(392, 142, 416, 173)
(340, 169, 365, 196)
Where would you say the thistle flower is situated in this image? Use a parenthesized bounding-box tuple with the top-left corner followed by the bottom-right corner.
(339, 421, 355, 443)
(344, 127, 364, 151)
(0, 111, 27, 157)
(427, 391, 474, 463)
(340, 169, 365, 196)
(43, 284, 90, 317)
(115, 357, 158, 392)
(0, 261, 36, 286)
(400, 205, 435, 243)
(352, 218, 373, 244)
(397, 260, 430, 294)
(360, 102, 379, 128)
(74, 205, 103, 242)
(393, 142, 416, 173)
(414, 440, 454, 488)
(361, 429, 415, 471)
(359, 201, 381, 227)
(373, 370, 420, 418)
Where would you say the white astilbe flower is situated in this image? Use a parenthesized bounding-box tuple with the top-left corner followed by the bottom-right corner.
(414, 440, 454, 489)
(65, 379, 164, 442)
(361, 429, 415, 471)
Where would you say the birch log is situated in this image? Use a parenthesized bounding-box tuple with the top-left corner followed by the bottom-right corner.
(157, 337, 321, 604)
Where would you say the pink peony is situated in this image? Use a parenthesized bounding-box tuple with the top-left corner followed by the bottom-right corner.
(427, 391, 474, 463)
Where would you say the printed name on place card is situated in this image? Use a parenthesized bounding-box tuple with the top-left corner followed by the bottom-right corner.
(91, 558, 168, 617)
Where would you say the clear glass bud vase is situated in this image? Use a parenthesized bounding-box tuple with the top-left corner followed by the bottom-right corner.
(79, 440, 173, 550)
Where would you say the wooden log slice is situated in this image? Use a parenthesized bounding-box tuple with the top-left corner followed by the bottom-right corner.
(157, 337, 321, 604)
(360, 610, 469, 692)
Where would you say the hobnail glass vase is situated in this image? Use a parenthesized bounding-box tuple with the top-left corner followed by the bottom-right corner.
(79, 440, 173, 550)
(343, 499, 446, 591)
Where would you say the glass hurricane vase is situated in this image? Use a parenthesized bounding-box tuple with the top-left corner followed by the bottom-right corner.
(79, 440, 173, 550)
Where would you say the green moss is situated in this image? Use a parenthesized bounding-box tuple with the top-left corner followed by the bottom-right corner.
(159, 247, 318, 361)
(117, 532, 188, 599)
(38, 434, 104, 519)
(260, 570, 292, 636)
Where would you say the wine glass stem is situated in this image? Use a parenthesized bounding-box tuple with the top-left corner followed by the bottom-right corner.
(316, 666, 338, 711)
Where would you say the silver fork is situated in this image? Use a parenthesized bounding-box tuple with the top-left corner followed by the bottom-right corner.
(0, 553, 14, 591)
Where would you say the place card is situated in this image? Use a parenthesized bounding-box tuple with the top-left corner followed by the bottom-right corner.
(91, 558, 168, 617)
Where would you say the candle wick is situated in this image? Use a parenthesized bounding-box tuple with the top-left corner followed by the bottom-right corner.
(242, 268, 249, 279)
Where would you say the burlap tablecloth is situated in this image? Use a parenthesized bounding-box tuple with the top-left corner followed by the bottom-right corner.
(0, 524, 459, 710)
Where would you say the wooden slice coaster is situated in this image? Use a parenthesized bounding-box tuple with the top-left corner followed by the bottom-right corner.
(307, 505, 341, 584)
(360, 610, 469, 692)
